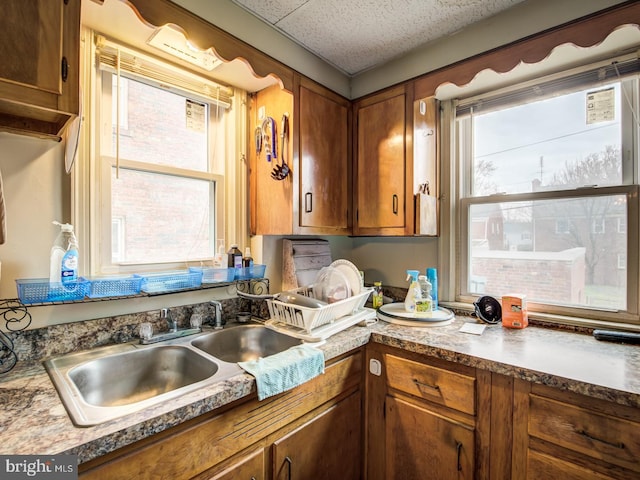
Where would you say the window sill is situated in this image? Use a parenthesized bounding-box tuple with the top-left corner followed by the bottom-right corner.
(441, 301, 640, 333)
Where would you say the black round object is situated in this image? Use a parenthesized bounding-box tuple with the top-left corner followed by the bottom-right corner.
(473, 296, 502, 324)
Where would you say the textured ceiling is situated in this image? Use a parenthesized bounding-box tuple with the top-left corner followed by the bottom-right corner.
(230, 0, 526, 76)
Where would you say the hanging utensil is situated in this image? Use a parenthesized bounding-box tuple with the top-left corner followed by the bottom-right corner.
(271, 113, 290, 180)
(255, 126, 262, 155)
(262, 116, 277, 162)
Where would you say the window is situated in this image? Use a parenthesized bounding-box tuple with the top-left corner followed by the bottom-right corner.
(591, 218, 606, 234)
(555, 219, 571, 234)
(618, 216, 627, 233)
(92, 38, 237, 274)
(618, 253, 627, 270)
(455, 54, 640, 322)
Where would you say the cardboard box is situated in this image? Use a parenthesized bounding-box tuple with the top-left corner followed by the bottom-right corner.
(502, 294, 528, 329)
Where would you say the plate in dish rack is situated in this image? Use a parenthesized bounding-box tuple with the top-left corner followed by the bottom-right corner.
(329, 259, 362, 296)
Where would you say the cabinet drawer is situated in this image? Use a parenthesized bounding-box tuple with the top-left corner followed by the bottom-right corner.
(527, 450, 619, 480)
(529, 394, 640, 473)
(385, 354, 476, 415)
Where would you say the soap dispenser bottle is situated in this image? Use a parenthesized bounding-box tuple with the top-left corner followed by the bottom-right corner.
(404, 270, 422, 313)
(50, 221, 79, 285)
(416, 275, 433, 315)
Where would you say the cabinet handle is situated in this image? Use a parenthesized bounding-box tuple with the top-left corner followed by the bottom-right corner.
(392, 194, 398, 214)
(284, 456, 292, 480)
(61, 57, 69, 83)
(412, 378, 441, 394)
(305, 192, 312, 213)
(577, 429, 625, 449)
(456, 441, 463, 471)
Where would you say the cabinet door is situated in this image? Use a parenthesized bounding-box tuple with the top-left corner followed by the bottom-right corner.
(355, 90, 408, 234)
(272, 391, 361, 480)
(0, 0, 80, 138)
(413, 96, 439, 236)
(385, 396, 474, 480)
(250, 84, 294, 235)
(201, 448, 265, 480)
(298, 83, 350, 233)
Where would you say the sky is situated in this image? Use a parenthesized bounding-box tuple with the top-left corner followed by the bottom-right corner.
(472, 82, 623, 194)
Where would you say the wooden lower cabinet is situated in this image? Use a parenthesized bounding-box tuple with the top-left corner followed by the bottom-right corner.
(365, 344, 490, 480)
(200, 447, 265, 480)
(385, 396, 474, 480)
(512, 379, 640, 480)
(79, 350, 362, 480)
(272, 391, 361, 480)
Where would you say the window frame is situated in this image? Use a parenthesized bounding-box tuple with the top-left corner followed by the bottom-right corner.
(97, 70, 226, 274)
(451, 57, 640, 326)
(77, 31, 248, 278)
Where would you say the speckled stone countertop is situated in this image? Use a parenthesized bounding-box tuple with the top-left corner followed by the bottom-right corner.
(1, 315, 639, 464)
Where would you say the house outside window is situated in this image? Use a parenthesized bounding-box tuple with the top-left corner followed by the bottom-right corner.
(455, 54, 639, 322)
(555, 219, 571, 234)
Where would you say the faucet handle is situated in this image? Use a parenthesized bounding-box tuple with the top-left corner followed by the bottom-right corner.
(190, 313, 203, 329)
(139, 322, 153, 340)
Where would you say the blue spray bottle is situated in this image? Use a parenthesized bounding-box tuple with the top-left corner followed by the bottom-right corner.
(427, 268, 438, 311)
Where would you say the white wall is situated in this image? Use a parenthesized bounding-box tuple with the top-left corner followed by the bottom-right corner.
(0, 133, 68, 298)
(352, 237, 439, 288)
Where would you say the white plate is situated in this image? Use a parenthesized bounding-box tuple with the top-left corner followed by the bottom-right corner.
(378, 302, 454, 322)
(330, 259, 362, 296)
(312, 266, 351, 303)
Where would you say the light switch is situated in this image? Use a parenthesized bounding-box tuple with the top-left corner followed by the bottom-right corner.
(369, 358, 382, 376)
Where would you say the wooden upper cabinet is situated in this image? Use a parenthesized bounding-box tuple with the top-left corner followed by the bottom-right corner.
(249, 85, 294, 236)
(250, 77, 351, 236)
(354, 86, 413, 235)
(296, 79, 350, 234)
(413, 96, 439, 236)
(0, 0, 80, 139)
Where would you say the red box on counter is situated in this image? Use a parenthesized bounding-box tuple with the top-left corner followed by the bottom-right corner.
(502, 294, 528, 329)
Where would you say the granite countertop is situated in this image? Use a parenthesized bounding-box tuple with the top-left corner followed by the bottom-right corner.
(1, 315, 639, 464)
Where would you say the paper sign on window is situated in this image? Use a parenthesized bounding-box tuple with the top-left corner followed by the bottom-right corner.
(586, 87, 615, 124)
(186, 99, 206, 132)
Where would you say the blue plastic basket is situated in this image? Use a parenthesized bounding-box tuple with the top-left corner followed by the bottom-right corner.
(189, 266, 235, 284)
(87, 275, 143, 298)
(16, 278, 90, 304)
(136, 270, 203, 293)
(234, 264, 266, 280)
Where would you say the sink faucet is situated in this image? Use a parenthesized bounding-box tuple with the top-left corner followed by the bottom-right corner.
(210, 301, 223, 330)
(139, 308, 201, 345)
(162, 308, 177, 333)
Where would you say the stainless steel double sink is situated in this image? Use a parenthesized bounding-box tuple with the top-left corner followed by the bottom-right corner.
(44, 324, 302, 426)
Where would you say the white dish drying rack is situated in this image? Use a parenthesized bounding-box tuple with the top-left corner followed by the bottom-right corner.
(266, 286, 374, 340)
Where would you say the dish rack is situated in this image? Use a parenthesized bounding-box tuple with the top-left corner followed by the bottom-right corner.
(267, 286, 372, 334)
